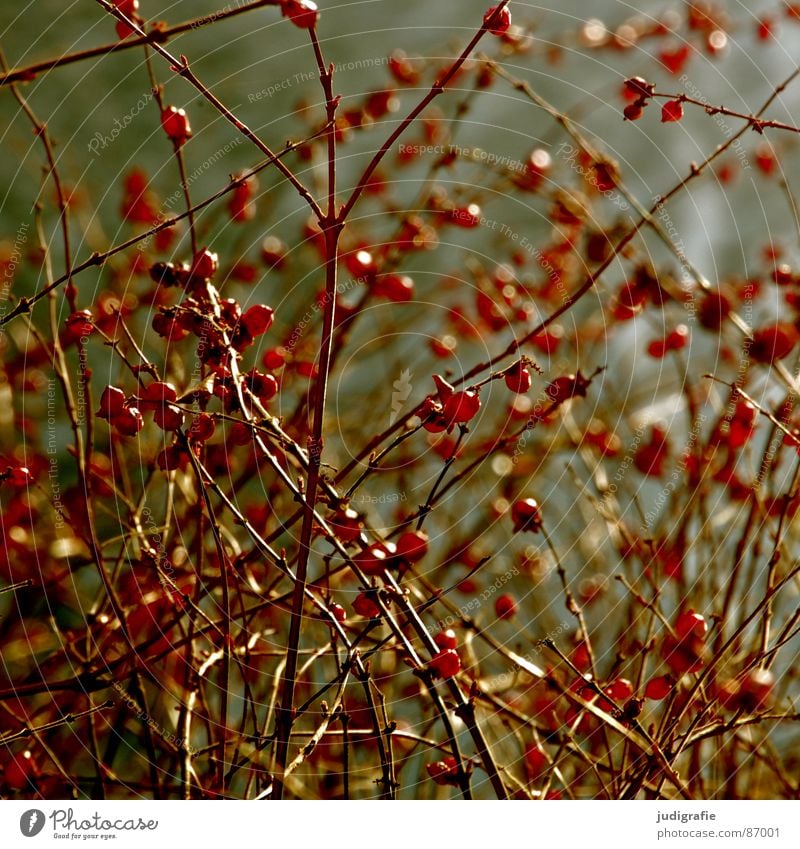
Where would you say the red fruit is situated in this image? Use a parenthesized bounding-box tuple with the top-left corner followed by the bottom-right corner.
(661, 99, 684, 122)
(483, 5, 511, 36)
(3, 750, 36, 791)
(355, 545, 388, 576)
(352, 592, 381, 618)
(675, 610, 708, 641)
(624, 76, 654, 99)
(645, 675, 673, 701)
(522, 148, 552, 189)
(154, 404, 185, 432)
(750, 322, 799, 363)
(330, 508, 362, 543)
(738, 668, 775, 711)
(524, 743, 548, 775)
(228, 175, 257, 223)
(504, 362, 532, 394)
(698, 291, 731, 330)
(374, 273, 414, 302)
(64, 309, 94, 342)
(263, 346, 288, 370)
(396, 530, 429, 563)
(623, 101, 645, 121)
(190, 413, 216, 442)
(114, 406, 144, 437)
(4, 466, 33, 487)
(727, 400, 757, 449)
(545, 373, 589, 404)
(190, 248, 218, 281)
(434, 629, 458, 650)
(137, 381, 178, 412)
(647, 338, 668, 359)
(97, 386, 126, 420)
(665, 324, 689, 350)
(161, 106, 192, 147)
(426, 756, 460, 785)
(660, 43, 691, 75)
(450, 204, 481, 228)
(281, 0, 319, 28)
(241, 304, 275, 337)
(633, 427, 670, 477)
(345, 248, 377, 280)
(389, 50, 421, 86)
(511, 498, 542, 533)
(429, 648, 461, 679)
(330, 603, 347, 623)
(442, 390, 481, 424)
(494, 593, 517, 620)
(605, 678, 634, 702)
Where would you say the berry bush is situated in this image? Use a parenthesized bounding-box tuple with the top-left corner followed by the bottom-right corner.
(0, 0, 799, 800)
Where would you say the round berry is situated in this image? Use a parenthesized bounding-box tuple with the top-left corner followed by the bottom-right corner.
(352, 592, 381, 619)
(504, 362, 532, 394)
(282, 0, 319, 28)
(396, 529, 429, 563)
(434, 629, 458, 650)
(161, 106, 192, 147)
(429, 648, 461, 678)
(511, 498, 542, 533)
(494, 593, 517, 620)
(483, 5, 511, 36)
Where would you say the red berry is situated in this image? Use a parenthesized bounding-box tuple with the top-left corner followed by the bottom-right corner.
(545, 373, 589, 404)
(241, 304, 275, 337)
(4, 750, 36, 791)
(483, 5, 511, 36)
(281, 0, 319, 28)
(624, 76, 654, 99)
(114, 406, 144, 437)
(154, 404, 185, 432)
(605, 678, 634, 702)
(429, 648, 461, 678)
(442, 390, 481, 424)
(352, 592, 381, 618)
(190, 248, 218, 281)
(524, 743, 548, 774)
(494, 593, 517, 620)
(355, 545, 388, 576)
(624, 101, 646, 121)
(161, 106, 192, 147)
(511, 498, 542, 533)
(450, 204, 481, 228)
(190, 413, 216, 442)
(330, 603, 347, 624)
(374, 273, 414, 302)
(665, 324, 689, 350)
(4, 466, 33, 487)
(675, 610, 708, 641)
(750, 322, 799, 363)
(738, 668, 775, 711)
(504, 362, 532, 394)
(137, 381, 177, 412)
(434, 629, 458, 650)
(426, 756, 460, 785)
(97, 385, 126, 420)
(263, 346, 288, 370)
(330, 508, 362, 543)
(396, 530, 429, 563)
(65, 309, 94, 341)
(661, 99, 684, 122)
(645, 675, 673, 701)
